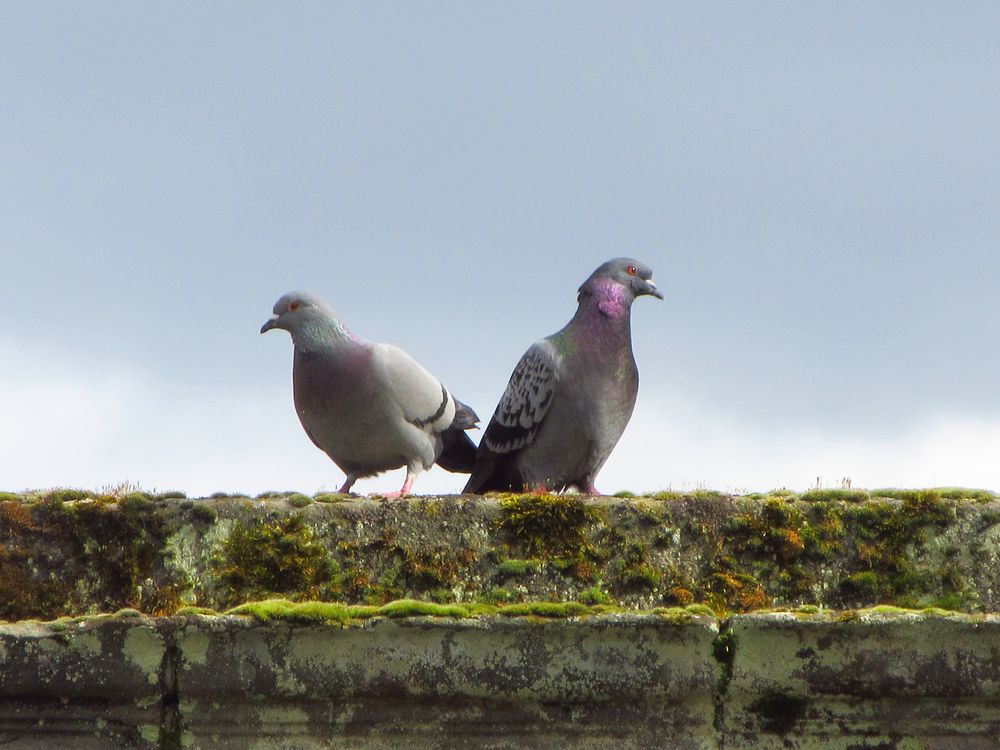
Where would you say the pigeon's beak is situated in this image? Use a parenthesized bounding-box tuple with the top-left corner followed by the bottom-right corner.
(260, 314, 279, 334)
(644, 279, 664, 300)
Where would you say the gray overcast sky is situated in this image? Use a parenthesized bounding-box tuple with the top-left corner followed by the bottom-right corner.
(2, 2, 999, 495)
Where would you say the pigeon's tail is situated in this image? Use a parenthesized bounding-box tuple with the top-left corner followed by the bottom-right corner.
(462, 448, 524, 494)
(450, 398, 480, 431)
(436, 397, 480, 473)
(436, 428, 478, 473)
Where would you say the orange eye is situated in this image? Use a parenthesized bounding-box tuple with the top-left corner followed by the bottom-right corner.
(626, 265, 637, 275)
(289, 301, 301, 312)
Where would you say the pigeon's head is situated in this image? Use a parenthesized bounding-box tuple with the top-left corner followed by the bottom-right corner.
(260, 292, 342, 343)
(578, 258, 662, 315)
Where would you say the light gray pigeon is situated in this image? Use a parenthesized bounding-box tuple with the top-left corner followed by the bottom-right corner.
(463, 258, 662, 495)
(261, 292, 479, 496)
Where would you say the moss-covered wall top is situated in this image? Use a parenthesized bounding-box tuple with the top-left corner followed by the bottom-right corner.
(1, 488, 998, 623)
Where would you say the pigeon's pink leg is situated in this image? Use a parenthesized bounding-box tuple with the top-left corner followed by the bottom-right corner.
(382, 471, 416, 499)
(337, 474, 357, 494)
(528, 484, 551, 495)
(582, 484, 602, 497)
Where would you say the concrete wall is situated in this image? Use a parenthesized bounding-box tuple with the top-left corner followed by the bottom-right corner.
(3, 609, 1000, 749)
(3, 490, 999, 620)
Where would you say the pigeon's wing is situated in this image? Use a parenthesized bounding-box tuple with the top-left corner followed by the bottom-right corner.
(464, 339, 560, 492)
(372, 343, 457, 435)
(483, 340, 560, 453)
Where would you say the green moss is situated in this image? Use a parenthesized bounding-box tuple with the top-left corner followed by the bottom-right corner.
(153, 491, 187, 500)
(496, 494, 599, 558)
(939, 488, 996, 501)
(649, 491, 683, 501)
(478, 587, 518, 604)
(113, 607, 144, 619)
(767, 488, 796, 498)
(873, 487, 996, 502)
(175, 606, 218, 616)
(227, 599, 310, 621)
(0, 492, 22, 503)
(399, 546, 475, 589)
(578, 584, 613, 605)
(288, 494, 313, 508)
(799, 488, 870, 503)
(380, 599, 468, 618)
(255, 491, 293, 499)
(839, 571, 880, 599)
(0, 501, 65, 620)
(2, 487, 990, 620)
(685, 603, 717, 618)
(613, 491, 637, 498)
(212, 515, 336, 605)
(229, 598, 478, 623)
(715, 497, 827, 606)
(867, 604, 915, 615)
(43, 489, 92, 503)
(313, 493, 351, 503)
(639, 606, 690, 623)
(416, 498, 445, 516)
(688, 489, 725, 499)
(729, 498, 808, 563)
(834, 490, 960, 608)
(227, 599, 371, 623)
(928, 592, 969, 611)
(857, 604, 968, 618)
(30, 494, 187, 616)
(498, 558, 542, 577)
(335, 534, 479, 604)
(617, 563, 661, 591)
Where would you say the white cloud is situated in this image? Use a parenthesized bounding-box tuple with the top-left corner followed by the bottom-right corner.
(604, 387, 1000, 494)
(2, 341, 997, 497)
(0, 339, 478, 496)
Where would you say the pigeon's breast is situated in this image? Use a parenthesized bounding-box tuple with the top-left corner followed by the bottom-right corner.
(292, 349, 413, 473)
(520, 346, 639, 489)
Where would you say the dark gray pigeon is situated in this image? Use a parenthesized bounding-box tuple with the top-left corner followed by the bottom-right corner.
(261, 292, 479, 496)
(463, 258, 662, 495)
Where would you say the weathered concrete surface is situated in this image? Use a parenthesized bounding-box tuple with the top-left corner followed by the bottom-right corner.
(3, 610, 1000, 748)
(0, 616, 166, 749)
(724, 610, 1000, 749)
(2, 489, 999, 620)
(174, 613, 719, 749)
(4, 491, 1000, 747)
(0, 612, 719, 750)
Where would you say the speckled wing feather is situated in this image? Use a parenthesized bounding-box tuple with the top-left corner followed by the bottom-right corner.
(464, 340, 560, 492)
(483, 340, 559, 453)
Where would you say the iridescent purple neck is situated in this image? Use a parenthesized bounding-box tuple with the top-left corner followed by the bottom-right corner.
(564, 278, 634, 352)
(582, 278, 632, 321)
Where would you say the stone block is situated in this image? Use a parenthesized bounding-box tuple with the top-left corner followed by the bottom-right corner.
(724, 610, 1000, 748)
(173, 613, 720, 749)
(0, 617, 167, 749)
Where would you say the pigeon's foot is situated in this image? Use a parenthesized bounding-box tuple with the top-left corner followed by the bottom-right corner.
(527, 484, 551, 495)
(381, 475, 415, 499)
(380, 490, 409, 499)
(583, 484, 602, 496)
